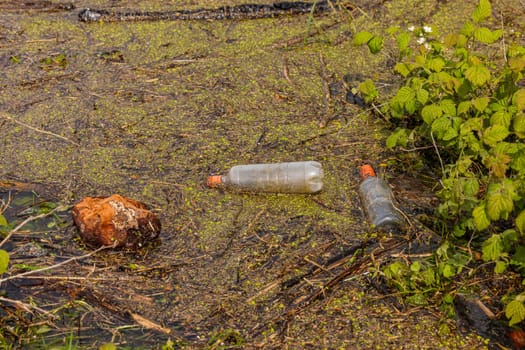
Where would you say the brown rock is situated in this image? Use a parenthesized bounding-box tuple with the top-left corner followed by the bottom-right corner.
(72, 194, 161, 248)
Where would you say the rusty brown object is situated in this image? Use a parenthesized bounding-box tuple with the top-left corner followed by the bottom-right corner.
(72, 194, 161, 248)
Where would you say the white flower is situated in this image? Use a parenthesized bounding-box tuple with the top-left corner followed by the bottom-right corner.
(408, 25, 415, 32)
(423, 25, 432, 33)
(417, 37, 426, 44)
(424, 43, 431, 50)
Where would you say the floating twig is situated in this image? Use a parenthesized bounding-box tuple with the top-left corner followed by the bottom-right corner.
(0, 296, 57, 319)
(0, 206, 66, 248)
(0, 244, 114, 285)
(0, 112, 80, 146)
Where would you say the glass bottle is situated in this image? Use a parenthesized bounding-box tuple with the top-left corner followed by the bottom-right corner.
(358, 164, 405, 232)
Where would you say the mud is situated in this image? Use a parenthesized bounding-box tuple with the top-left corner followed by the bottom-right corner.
(1, 0, 523, 348)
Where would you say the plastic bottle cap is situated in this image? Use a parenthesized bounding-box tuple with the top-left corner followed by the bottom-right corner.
(206, 175, 223, 188)
(359, 164, 376, 180)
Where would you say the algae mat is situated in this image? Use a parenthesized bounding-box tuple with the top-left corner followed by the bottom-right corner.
(0, 0, 510, 348)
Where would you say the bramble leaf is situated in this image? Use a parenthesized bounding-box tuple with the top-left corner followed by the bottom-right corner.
(432, 116, 451, 134)
(416, 89, 429, 105)
(358, 79, 378, 102)
(508, 56, 525, 73)
(506, 299, 525, 326)
(0, 249, 9, 274)
(474, 27, 499, 44)
(465, 64, 491, 86)
(397, 32, 411, 52)
(472, 0, 492, 23)
(491, 111, 511, 128)
(440, 99, 457, 117)
(515, 89, 525, 110)
(386, 128, 409, 148)
(461, 21, 476, 37)
(367, 36, 384, 54)
(457, 101, 471, 115)
(395, 86, 415, 103)
(483, 125, 509, 146)
(495, 260, 508, 273)
(473, 203, 490, 231)
(353, 31, 374, 45)
(421, 104, 442, 124)
(486, 180, 516, 221)
(463, 178, 479, 196)
(517, 210, 525, 235)
(482, 234, 503, 261)
(472, 96, 489, 112)
(428, 57, 446, 72)
(395, 63, 411, 77)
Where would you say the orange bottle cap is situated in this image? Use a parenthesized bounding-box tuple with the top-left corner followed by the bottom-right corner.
(359, 164, 376, 180)
(206, 175, 223, 188)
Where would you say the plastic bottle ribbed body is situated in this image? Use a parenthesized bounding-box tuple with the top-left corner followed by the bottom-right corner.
(222, 161, 323, 193)
(359, 176, 404, 231)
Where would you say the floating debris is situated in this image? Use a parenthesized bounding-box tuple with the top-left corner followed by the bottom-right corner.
(72, 194, 161, 248)
(207, 161, 323, 194)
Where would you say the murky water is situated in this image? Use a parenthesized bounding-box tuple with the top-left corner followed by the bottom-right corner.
(2, 0, 521, 348)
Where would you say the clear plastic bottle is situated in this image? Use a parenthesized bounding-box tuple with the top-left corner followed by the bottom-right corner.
(358, 164, 405, 232)
(207, 161, 323, 193)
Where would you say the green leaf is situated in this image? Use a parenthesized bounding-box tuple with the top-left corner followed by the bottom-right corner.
(432, 116, 451, 134)
(442, 264, 456, 278)
(0, 249, 9, 274)
(463, 178, 480, 196)
(443, 127, 458, 141)
(472, 0, 492, 23)
(99, 343, 117, 350)
(508, 56, 525, 73)
(397, 32, 411, 52)
(506, 299, 525, 326)
(358, 79, 378, 102)
(353, 31, 374, 45)
(405, 99, 418, 115)
(491, 111, 511, 128)
(482, 234, 503, 261)
(386, 128, 408, 148)
(495, 260, 508, 273)
(472, 96, 489, 112)
(395, 63, 411, 77)
(440, 99, 457, 117)
(515, 89, 525, 110)
(514, 112, 525, 138)
(473, 203, 491, 231)
(410, 261, 421, 272)
(517, 210, 525, 235)
(465, 64, 491, 86)
(457, 101, 471, 115)
(395, 86, 415, 104)
(367, 36, 384, 54)
(416, 89, 429, 105)
(428, 57, 446, 72)
(0, 214, 7, 227)
(483, 125, 509, 146)
(421, 104, 442, 124)
(474, 27, 498, 44)
(407, 293, 428, 306)
(456, 34, 468, 48)
(491, 29, 503, 42)
(486, 180, 516, 221)
(460, 21, 476, 37)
